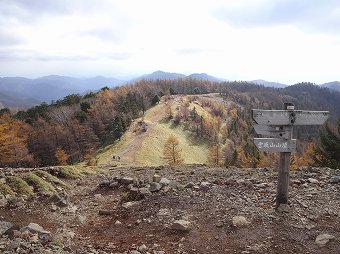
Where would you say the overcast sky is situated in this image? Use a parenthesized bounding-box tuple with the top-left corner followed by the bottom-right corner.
(0, 0, 339, 84)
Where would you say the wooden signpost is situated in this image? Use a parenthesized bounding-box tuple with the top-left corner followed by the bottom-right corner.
(252, 103, 329, 208)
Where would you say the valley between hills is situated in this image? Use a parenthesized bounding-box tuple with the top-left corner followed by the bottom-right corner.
(0, 91, 339, 253)
(1, 78, 340, 253)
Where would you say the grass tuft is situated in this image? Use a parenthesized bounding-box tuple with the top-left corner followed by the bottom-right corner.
(6, 176, 33, 195)
(23, 172, 56, 193)
(35, 170, 70, 188)
(0, 183, 16, 196)
(59, 166, 82, 179)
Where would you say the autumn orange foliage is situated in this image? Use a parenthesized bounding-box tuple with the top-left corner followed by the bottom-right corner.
(0, 114, 32, 166)
(163, 135, 184, 165)
(55, 147, 69, 165)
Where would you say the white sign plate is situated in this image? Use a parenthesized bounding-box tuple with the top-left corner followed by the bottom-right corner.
(252, 109, 329, 126)
(254, 138, 296, 152)
(253, 124, 291, 139)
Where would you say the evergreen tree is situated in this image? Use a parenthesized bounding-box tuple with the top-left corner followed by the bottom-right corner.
(313, 120, 340, 169)
(151, 94, 160, 105)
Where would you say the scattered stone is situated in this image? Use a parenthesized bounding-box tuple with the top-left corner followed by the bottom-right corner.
(7, 238, 21, 250)
(129, 250, 141, 254)
(149, 182, 162, 192)
(120, 177, 134, 185)
(115, 220, 122, 226)
(232, 216, 250, 227)
(153, 251, 165, 254)
(94, 193, 103, 200)
(128, 187, 147, 201)
(77, 215, 86, 224)
(51, 204, 58, 212)
(0, 197, 7, 207)
(215, 221, 224, 228)
(163, 186, 171, 193)
(153, 174, 161, 183)
(122, 201, 139, 209)
(315, 234, 335, 247)
(53, 227, 75, 244)
(200, 181, 210, 190)
(308, 178, 319, 184)
(184, 182, 194, 188)
(157, 208, 170, 216)
(139, 187, 151, 196)
(254, 183, 269, 188)
(22, 223, 51, 235)
(329, 176, 340, 184)
(7, 196, 25, 207)
(109, 181, 119, 188)
(171, 220, 191, 232)
(291, 179, 301, 185)
(159, 177, 170, 186)
(277, 204, 290, 213)
(99, 180, 111, 188)
(50, 194, 69, 207)
(0, 221, 14, 235)
(138, 244, 148, 252)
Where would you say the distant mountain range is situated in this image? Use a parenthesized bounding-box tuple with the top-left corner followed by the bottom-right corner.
(0, 75, 122, 108)
(249, 79, 287, 88)
(321, 81, 340, 92)
(0, 71, 339, 108)
(131, 70, 224, 82)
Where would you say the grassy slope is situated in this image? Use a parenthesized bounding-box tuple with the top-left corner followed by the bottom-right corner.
(97, 95, 210, 166)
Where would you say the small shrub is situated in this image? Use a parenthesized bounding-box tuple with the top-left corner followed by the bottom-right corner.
(6, 176, 33, 195)
(23, 173, 56, 193)
(84, 153, 97, 166)
(0, 183, 16, 196)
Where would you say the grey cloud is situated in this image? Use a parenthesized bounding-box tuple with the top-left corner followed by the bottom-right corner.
(0, 0, 72, 23)
(0, 0, 108, 24)
(37, 55, 97, 62)
(107, 52, 131, 61)
(0, 49, 97, 61)
(176, 48, 205, 55)
(215, 0, 340, 35)
(82, 27, 122, 43)
(0, 30, 24, 46)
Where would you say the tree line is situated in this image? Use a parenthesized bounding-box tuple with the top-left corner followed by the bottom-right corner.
(1, 78, 340, 168)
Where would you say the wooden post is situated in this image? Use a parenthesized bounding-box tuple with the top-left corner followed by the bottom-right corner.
(252, 103, 329, 209)
(276, 103, 294, 208)
(276, 151, 291, 207)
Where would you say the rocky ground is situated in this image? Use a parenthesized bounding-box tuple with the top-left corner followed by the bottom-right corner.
(0, 165, 339, 253)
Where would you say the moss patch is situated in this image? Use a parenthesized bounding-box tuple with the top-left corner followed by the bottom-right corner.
(23, 172, 56, 193)
(6, 176, 33, 195)
(35, 170, 69, 188)
(59, 166, 82, 179)
(0, 183, 16, 196)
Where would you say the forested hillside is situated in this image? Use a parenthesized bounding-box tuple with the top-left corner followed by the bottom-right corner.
(1, 78, 340, 168)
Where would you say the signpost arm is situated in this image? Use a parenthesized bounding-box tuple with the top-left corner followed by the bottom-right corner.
(252, 103, 328, 209)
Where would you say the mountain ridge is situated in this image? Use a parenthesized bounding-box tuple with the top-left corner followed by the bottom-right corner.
(1, 71, 340, 108)
(321, 81, 340, 92)
(0, 75, 123, 108)
(250, 79, 287, 88)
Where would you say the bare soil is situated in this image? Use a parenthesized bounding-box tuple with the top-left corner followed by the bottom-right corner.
(1, 165, 339, 254)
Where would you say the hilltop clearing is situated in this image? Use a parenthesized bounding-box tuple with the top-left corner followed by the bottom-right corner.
(97, 94, 234, 167)
(0, 165, 339, 253)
